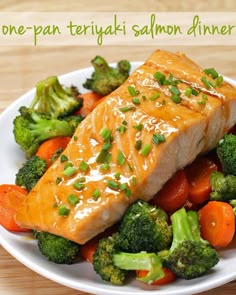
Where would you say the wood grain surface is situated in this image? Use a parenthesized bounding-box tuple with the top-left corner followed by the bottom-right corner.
(0, 1, 236, 294)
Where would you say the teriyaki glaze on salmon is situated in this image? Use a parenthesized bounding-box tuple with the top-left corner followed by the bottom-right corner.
(15, 50, 236, 244)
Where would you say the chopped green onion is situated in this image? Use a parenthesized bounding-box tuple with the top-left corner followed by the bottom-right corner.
(77, 177, 86, 183)
(122, 120, 128, 125)
(102, 141, 112, 151)
(135, 140, 142, 150)
(131, 176, 137, 186)
(73, 182, 85, 190)
(128, 163, 133, 172)
(203, 68, 219, 79)
(56, 177, 62, 185)
(60, 154, 68, 163)
(119, 106, 136, 113)
(96, 150, 112, 164)
(128, 85, 139, 96)
(117, 125, 127, 134)
(152, 133, 166, 145)
(64, 162, 73, 169)
(73, 136, 78, 141)
(58, 204, 70, 216)
(117, 150, 126, 166)
(107, 180, 120, 190)
(198, 94, 208, 105)
(201, 76, 211, 89)
(209, 80, 216, 88)
(99, 127, 112, 142)
(92, 189, 101, 200)
(150, 92, 160, 101)
(114, 171, 121, 180)
(132, 97, 141, 105)
(140, 144, 151, 156)
(192, 89, 199, 96)
(79, 160, 89, 172)
(125, 188, 132, 197)
(119, 183, 127, 191)
(170, 86, 180, 96)
(154, 71, 166, 85)
(171, 95, 181, 104)
(68, 194, 79, 206)
(133, 124, 143, 131)
(184, 87, 192, 97)
(216, 76, 223, 87)
(63, 166, 77, 177)
(142, 95, 147, 101)
(100, 163, 110, 171)
(161, 99, 166, 105)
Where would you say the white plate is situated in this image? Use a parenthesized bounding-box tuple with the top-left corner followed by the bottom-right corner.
(0, 63, 236, 295)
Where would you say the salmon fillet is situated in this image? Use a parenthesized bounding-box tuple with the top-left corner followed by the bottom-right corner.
(16, 50, 236, 244)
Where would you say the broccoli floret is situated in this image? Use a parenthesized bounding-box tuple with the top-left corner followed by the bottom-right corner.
(13, 106, 78, 158)
(15, 155, 47, 191)
(115, 200, 172, 253)
(83, 56, 131, 96)
(93, 234, 164, 285)
(35, 231, 80, 264)
(217, 134, 236, 175)
(210, 171, 236, 201)
(30, 76, 82, 118)
(93, 235, 128, 285)
(163, 208, 219, 280)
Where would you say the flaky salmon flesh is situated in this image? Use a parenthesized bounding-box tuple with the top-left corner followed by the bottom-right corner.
(16, 50, 236, 244)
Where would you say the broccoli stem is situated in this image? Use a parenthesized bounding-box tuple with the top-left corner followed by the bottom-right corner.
(113, 252, 164, 284)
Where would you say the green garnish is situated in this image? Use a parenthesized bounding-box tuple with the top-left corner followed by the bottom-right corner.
(122, 120, 128, 125)
(102, 141, 112, 151)
(140, 144, 151, 156)
(201, 76, 212, 89)
(184, 87, 192, 97)
(133, 124, 143, 131)
(56, 177, 62, 185)
(60, 154, 68, 163)
(68, 194, 79, 206)
(216, 76, 223, 87)
(152, 133, 166, 145)
(73, 136, 78, 141)
(107, 180, 120, 190)
(114, 171, 121, 180)
(73, 182, 85, 190)
(132, 97, 141, 105)
(119, 106, 136, 112)
(96, 150, 112, 164)
(128, 85, 139, 96)
(58, 204, 70, 216)
(117, 150, 126, 166)
(198, 94, 208, 105)
(171, 95, 181, 104)
(170, 86, 180, 96)
(125, 188, 132, 197)
(119, 183, 127, 191)
(100, 163, 110, 171)
(142, 95, 147, 101)
(63, 166, 77, 177)
(132, 176, 137, 186)
(203, 68, 219, 79)
(79, 160, 89, 172)
(64, 162, 72, 169)
(150, 93, 160, 101)
(192, 89, 199, 96)
(77, 177, 86, 183)
(117, 125, 127, 134)
(135, 139, 142, 150)
(92, 189, 101, 200)
(99, 127, 112, 142)
(154, 71, 166, 85)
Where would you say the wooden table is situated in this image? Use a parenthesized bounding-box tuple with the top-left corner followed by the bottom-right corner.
(1, 1, 236, 295)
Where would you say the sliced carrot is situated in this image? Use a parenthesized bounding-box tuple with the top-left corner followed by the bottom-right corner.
(185, 157, 218, 204)
(150, 170, 189, 213)
(136, 268, 176, 285)
(75, 92, 103, 117)
(199, 201, 235, 248)
(80, 237, 99, 263)
(36, 136, 71, 167)
(0, 184, 29, 232)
